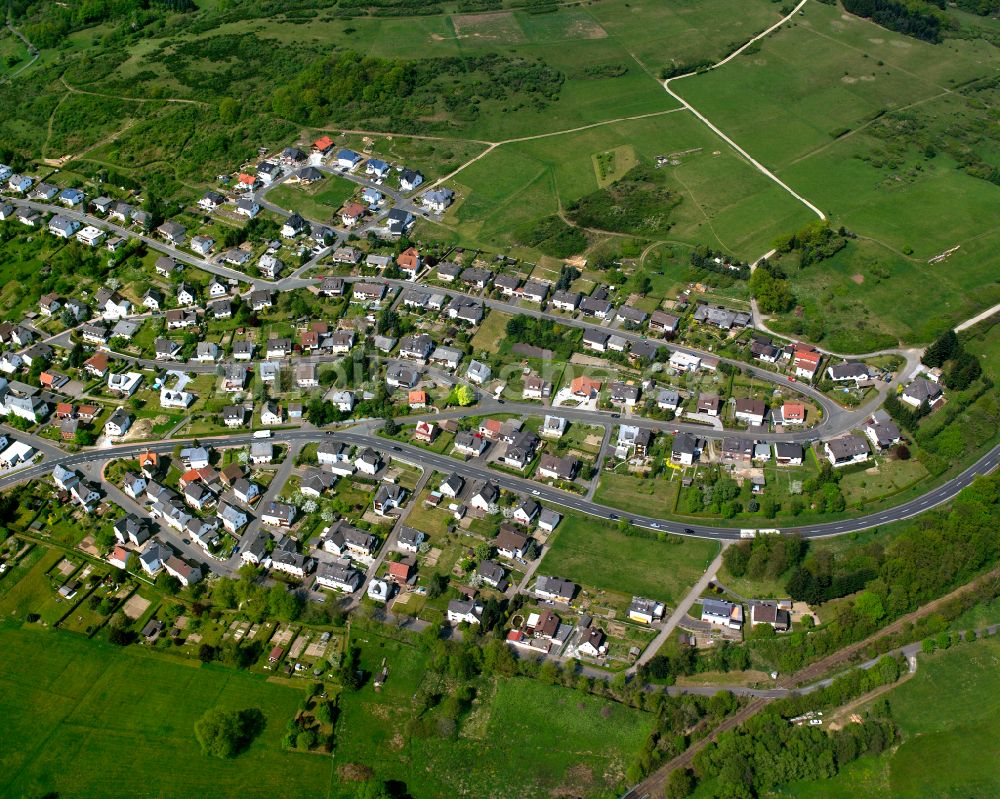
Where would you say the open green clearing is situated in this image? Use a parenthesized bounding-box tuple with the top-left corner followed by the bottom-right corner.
(539, 512, 718, 603)
(331, 630, 654, 798)
(447, 110, 814, 258)
(266, 178, 358, 223)
(675, 1, 1000, 341)
(777, 635, 1000, 798)
(961, 313, 1000, 383)
(0, 624, 333, 799)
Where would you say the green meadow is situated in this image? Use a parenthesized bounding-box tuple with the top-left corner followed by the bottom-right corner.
(448, 111, 816, 257)
(0, 624, 334, 799)
(777, 634, 1000, 798)
(539, 512, 719, 604)
(672, 1, 1000, 339)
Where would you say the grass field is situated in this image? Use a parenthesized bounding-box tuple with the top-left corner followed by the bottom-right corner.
(447, 110, 815, 258)
(777, 635, 1000, 798)
(594, 471, 680, 518)
(331, 629, 654, 798)
(672, 1, 1000, 341)
(266, 178, 358, 223)
(0, 624, 333, 799)
(961, 313, 1000, 383)
(539, 512, 718, 604)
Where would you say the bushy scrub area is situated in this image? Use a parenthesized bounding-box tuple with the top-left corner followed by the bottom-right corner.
(566, 163, 681, 237)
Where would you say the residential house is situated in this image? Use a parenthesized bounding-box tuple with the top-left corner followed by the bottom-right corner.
(550, 290, 581, 312)
(570, 375, 602, 399)
(453, 430, 488, 457)
(657, 388, 681, 412)
(104, 408, 132, 437)
(355, 447, 383, 476)
(629, 596, 665, 625)
(523, 376, 551, 400)
(495, 526, 529, 560)
(610, 381, 640, 407)
(779, 402, 806, 425)
(217, 503, 248, 534)
(461, 267, 493, 291)
(578, 627, 608, 658)
(157, 221, 186, 246)
(399, 333, 435, 362)
(233, 478, 261, 505)
(734, 398, 766, 427)
(669, 351, 701, 372)
(261, 501, 296, 528)
(422, 188, 453, 213)
(901, 378, 943, 409)
(827, 362, 872, 384)
(429, 345, 462, 370)
(502, 430, 539, 470)
(280, 212, 308, 238)
(671, 432, 700, 466)
(750, 602, 791, 631)
(114, 514, 150, 546)
(48, 216, 80, 239)
(536, 454, 578, 482)
(534, 576, 577, 604)
(773, 442, 804, 466)
(541, 414, 566, 438)
(249, 441, 273, 465)
(538, 509, 561, 532)
(352, 282, 386, 304)
(336, 149, 362, 170)
(701, 598, 743, 629)
(373, 483, 407, 515)
(386, 364, 420, 389)
(793, 345, 822, 380)
(865, 411, 901, 450)
(476, 560, 506, 589)
(447, 597, 483, 625)
(399, 168, 423, 191)
(519, 280, 549, 304)
(397, 526, 426, 554)
(615, 305, 648, 326)
(386, 208, 414, 236)
(825, 435, 871, 467)
(696, 394, 721, 416)
(316, 563, 363, 594)
(512, 497, 540, 526)
(582, 329, 609, 352)
(466, 359, 491, 385)
(649, 311, 679, 336)
(323, 521, 377, 559)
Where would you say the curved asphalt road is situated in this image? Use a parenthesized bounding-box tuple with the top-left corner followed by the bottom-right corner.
(3, 427, 996, 541)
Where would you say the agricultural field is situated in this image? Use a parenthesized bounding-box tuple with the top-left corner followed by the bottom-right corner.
(777, 635, 1000, 798)
(539, 512, 718, 604)
(0, 625, 332, 799)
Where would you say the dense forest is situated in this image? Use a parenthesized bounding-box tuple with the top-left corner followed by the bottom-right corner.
(841, 0, 947, 43)
(271, 51, 564, 130)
